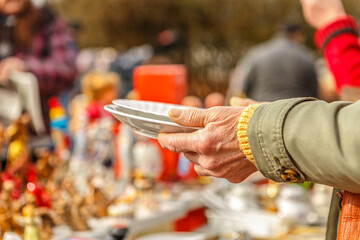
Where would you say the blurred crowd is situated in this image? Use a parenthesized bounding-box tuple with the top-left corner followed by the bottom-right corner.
(0, 0, 359, 238)
(0, 0, 340, 139)
(0, 0, 341, 197)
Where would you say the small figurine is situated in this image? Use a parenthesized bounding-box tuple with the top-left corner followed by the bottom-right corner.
(85, 178, 112, 218)
(16, 192, 41, 240)
(0, 123, 5, 152)
(69, 71, 119, 134)
(39, 214, 54, 240)
(0, 180, 15, 238)
(22, 205, 42, 240)
(107, 184, 136, 219)
(52, 197, 71, 226)
(48, 97, 71, 162)
(61, 177, 77, 196)
(35, 148, 55, 184)
(135, 191, 159, 219)
(6, 113, 31, 168)
(69, 71, 118, 178)
(69, 194, 90, 231)
(132, 140, 162, 180)
(259, 181, 279, 213)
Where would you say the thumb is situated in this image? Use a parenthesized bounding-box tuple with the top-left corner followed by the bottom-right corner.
(169, 108, 209, 127)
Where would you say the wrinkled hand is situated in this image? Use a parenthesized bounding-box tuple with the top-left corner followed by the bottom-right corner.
(0, 57, 26, 85)
(158, 107, 258, 183)
(300, 0, 346, 29)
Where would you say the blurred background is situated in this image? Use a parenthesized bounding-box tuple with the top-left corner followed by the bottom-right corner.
(0, 0, 359, 239)
(51, 0, 360, 97)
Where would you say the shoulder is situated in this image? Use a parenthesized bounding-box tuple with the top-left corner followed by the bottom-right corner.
(37, 6, 67, 32)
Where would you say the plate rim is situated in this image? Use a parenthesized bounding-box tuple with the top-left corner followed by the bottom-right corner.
(104, 104, 202, 130)
(112, 99, 187, 116)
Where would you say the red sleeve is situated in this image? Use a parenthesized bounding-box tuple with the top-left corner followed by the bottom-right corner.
(315, 16, 360, 92)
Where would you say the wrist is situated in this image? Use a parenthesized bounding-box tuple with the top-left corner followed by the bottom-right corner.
(315, 15, 358, 50)
(237, 104, 260, 166)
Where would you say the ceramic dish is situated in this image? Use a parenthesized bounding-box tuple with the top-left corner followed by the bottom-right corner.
(112, 99, 191, 121)
(105, 101, 202, 139)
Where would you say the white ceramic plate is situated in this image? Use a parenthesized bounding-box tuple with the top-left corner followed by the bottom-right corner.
(112, 99, 190, 120)
(105, 100, 203, 139)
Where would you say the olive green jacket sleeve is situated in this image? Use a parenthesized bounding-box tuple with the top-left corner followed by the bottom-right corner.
(247, 97, 360, 193)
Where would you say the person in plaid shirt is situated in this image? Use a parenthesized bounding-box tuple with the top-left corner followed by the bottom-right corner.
(0, 0, 78, 131)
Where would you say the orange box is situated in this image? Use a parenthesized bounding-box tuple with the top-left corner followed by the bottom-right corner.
(133, 64, 187, 104)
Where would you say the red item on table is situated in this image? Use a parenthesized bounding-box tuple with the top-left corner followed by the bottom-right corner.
(1, 164, 51, 207)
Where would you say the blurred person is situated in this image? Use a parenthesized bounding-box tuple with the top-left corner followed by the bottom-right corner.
(145, 29, 186, 65)
(0, 0, 77, 131)
(300, 0, 360, 100)
(204, 92, 225, 108)
(226, 23, 318, 103)
(316, 59, 338, 102)
(110, 44, 153, 99)
(69, 71, 119, 133)
(180, 95, 203, 109)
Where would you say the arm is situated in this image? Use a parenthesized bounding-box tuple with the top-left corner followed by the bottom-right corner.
(315, 16, 360, 91)
(247, 98, 360, 193)
(300, 0, 360, 91)
(157, 96, 360, 193)
(26, 18, 78, 95)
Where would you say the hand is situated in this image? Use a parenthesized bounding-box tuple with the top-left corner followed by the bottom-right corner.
(158, 107, 258, 183)
(300, 0, 346, 29)
(0, 57, 26, 85)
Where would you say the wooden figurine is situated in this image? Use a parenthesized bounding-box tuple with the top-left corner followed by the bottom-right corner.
(0, 124, 5, 162)
(35, 149, 55, 184)
(15, 192, 41, 240)
(39, 214, 54, 240)
(22, 205, 41, 240)
(6, 113, 31, 168)
(85, 179, 112, 218)
(69, 194, 90, 231)
(52, 197, 71, 226)
(0, 180, 15, 239)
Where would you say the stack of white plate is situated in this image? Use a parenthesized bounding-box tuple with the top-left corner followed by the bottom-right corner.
(105, 100, 203, 139)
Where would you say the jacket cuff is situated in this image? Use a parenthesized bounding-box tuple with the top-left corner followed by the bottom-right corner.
(315, 16, 359, 50)
(247, 97, 317, 183)
(237, 104, 261, 166)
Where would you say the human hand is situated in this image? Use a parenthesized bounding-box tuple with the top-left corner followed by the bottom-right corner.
(0, 57, 26, 85)
(158, 107, 258, 183)
(300, 0, 346, 29)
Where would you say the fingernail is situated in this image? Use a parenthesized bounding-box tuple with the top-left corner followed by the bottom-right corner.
(169, 108, 181, 119)
(230, 97, 240, 106)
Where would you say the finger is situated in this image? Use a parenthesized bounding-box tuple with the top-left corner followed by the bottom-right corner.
(0, 65, 8, 84)
(169, 108, 209, 127)
(183, 152, 199, 165)
(194, 164, 212, 177)
(0, 61, 5, 80)
(230, 97, 258, 107)
(193, 164, 229, 178)
(158, 131, 202, 153)
(1, 62, 10, 81)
